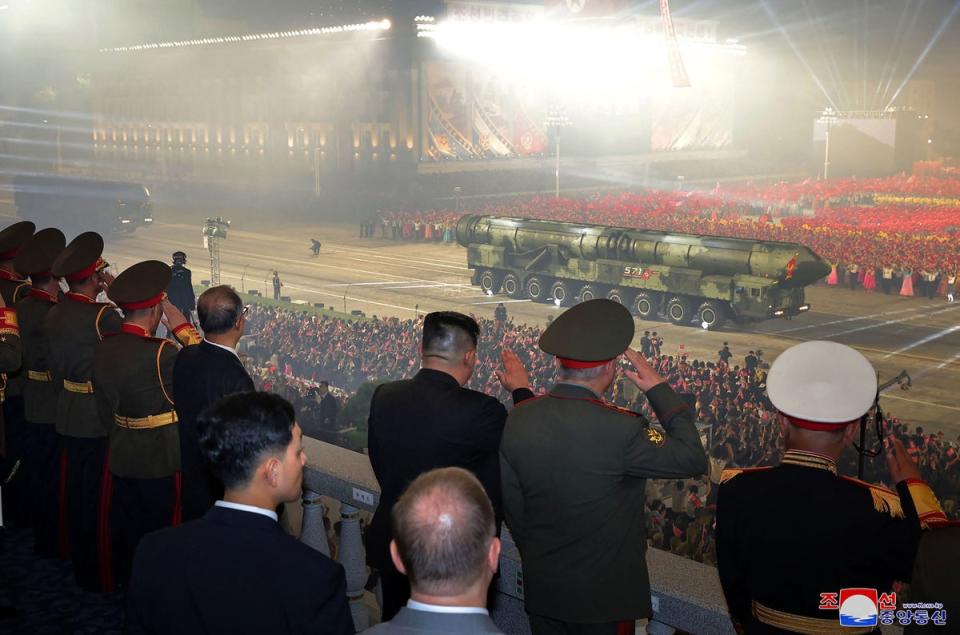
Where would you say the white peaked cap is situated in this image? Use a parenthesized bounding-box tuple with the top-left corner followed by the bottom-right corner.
(766, 341, 877, 424)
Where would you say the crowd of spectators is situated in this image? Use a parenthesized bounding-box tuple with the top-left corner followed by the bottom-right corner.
(238, 303, 960, 566)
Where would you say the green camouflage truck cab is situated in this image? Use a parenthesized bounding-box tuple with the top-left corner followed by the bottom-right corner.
(456, 215, 830, 329)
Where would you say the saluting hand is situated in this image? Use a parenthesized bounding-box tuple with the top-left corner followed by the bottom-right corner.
(622, 347, 666, 392)
(885, 436, 921, 484)
(97, 269, 114, 293)
(495, 349, 531, 393)
(161, 299, 189, 331)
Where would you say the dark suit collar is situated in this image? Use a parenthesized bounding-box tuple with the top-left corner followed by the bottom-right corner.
(200, 340, 245, 366)
(201, 339, 238, 357)
(415, 368, 460, 387)
(204, 504, 281, 532)
(550, 382, 603, 400)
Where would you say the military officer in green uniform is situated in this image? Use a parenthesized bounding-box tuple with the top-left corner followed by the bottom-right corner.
(717, 341, 949, 634)
(0, 220, 35, 526)
(46, 231, 122, 590)
(500, 299, 708, 635)
(0, 294, 22, 459)
(13, 228, 66, 556)
(0, 220, 36, 304)
(93, 260, 201, 589)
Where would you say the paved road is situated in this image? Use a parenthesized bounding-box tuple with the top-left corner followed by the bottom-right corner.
(3, 199, 957, 436)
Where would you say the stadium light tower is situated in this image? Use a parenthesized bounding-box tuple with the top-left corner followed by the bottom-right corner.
(202, 217, 230, 285)
(545, 107, 571, 199)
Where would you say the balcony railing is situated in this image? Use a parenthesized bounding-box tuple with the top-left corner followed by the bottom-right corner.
(298, 436, 736, 634)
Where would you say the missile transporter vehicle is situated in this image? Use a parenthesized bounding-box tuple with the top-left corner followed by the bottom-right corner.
(456, 215, 830, 329)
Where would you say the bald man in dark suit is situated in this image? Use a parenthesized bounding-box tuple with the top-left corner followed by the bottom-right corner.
(173, 285, 254, 522)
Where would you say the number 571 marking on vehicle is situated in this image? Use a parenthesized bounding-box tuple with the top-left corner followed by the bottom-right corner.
(623, 266, 659, 280)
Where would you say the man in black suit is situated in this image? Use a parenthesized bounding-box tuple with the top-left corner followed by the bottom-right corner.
(126, 391, 353, 635)
(367, 311, 533, 621)
(167, 251, 195, 320)
(316, 381, 339, 429)
(364, 468, 503, 635)
(173, 285, 255, 522)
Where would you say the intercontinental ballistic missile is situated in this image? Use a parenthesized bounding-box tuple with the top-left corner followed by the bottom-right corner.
(457, 215, 831, 329)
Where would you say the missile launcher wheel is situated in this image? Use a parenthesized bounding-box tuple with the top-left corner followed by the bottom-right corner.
(478, 269, 502, 295)
(697, 301, 726, 330)
(632, 291, 659, 320)
(503, 273, 524, 299)
(666, 296, 693, 325)
(550, 280, 574, 306)
(579, 285, 599, 302)
(525, 276, 548, 302)
(606, 287, 630, 306)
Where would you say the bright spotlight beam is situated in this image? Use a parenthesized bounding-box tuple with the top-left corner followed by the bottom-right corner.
(885, 0, 960, 110)
(760, 0, 840, 112)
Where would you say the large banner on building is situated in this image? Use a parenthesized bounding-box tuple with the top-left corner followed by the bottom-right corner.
(423, 1, 738, 159)
(650, 61, 736, 151)
(543, 0, 629, 18)
(424, 60, 548, 160)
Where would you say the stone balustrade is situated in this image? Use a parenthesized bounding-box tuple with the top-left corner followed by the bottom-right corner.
(299, 436, 736, 634)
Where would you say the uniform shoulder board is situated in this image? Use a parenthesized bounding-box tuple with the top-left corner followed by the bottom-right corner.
(720, 466, 772, 484)
(593, 401, 642, 418)
(513, 394, 547, 408)
(839, 475, 905, 520)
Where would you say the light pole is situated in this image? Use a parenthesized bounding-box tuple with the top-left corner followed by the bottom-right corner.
(819, 107, 839, 180)
(545, 107, 571, 199)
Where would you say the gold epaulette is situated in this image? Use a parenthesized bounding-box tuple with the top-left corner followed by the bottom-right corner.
(904, 478, 949, 529)
(0, 307, 19, 337)
(172, 323, 202, 347)
(720, 466, 771, 484)
(839, 475, 905, 520)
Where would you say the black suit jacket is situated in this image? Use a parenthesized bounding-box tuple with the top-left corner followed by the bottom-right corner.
(366, 369, 532, 569)
(126, 505, 354, 635)
(173, 341, 255, 521)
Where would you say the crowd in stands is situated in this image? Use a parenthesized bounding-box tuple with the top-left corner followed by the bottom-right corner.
(366, 175, 960, 297)
(240, 303, 960, 566)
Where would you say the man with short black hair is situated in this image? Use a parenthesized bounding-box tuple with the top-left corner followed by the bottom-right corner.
(126, 391, 353, 635)
(367, 310, 534, 620)
(173, 285, 255, 521)
(365, 467, 503, 634)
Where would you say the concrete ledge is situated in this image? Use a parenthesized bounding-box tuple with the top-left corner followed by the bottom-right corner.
(303, 437, 379, 513)
(302, 438, 735, 633)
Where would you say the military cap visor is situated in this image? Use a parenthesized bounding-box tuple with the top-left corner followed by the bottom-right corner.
(108, 260, 172, 311)
(766, 340, 877, 426)
(14, 228, 66, 276)
(0, 221, 36, 260)
(539, 299, 635, 367)
(51, 232, 107, 281)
